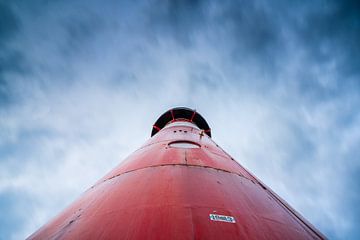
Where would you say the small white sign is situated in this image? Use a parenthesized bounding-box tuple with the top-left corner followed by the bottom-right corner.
(209, 214, 236, 223)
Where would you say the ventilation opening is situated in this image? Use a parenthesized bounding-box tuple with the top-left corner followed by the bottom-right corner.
(168, 141, 200, 149)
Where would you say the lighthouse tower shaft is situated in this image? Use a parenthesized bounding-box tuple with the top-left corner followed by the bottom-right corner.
(28, 107, 325, 240)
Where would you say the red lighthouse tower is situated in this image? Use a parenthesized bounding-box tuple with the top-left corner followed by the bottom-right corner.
(28, 107, 326, 239)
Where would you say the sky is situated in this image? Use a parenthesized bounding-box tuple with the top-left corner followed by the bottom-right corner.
(0, 0, 359, 239)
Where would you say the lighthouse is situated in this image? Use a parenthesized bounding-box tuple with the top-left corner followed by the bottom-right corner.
(28, 107, 326, 239)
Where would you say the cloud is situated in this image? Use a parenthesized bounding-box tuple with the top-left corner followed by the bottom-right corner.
(0, 0, 359, 239)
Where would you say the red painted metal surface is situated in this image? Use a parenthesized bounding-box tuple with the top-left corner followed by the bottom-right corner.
(28, 108, 326, 240)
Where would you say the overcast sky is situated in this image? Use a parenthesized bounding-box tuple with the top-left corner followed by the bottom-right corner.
(0, 0, 359, 239)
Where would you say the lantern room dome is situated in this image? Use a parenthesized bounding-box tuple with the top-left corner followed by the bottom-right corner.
(151, 107, 211, 137)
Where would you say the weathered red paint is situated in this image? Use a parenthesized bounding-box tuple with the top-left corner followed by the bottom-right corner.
(28, 108, 326, 240)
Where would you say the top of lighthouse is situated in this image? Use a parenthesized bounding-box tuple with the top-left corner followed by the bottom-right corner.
(151, 107, 211, 137)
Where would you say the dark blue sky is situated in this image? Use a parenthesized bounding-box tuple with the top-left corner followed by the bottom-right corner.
(1, 0, 359, 239)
